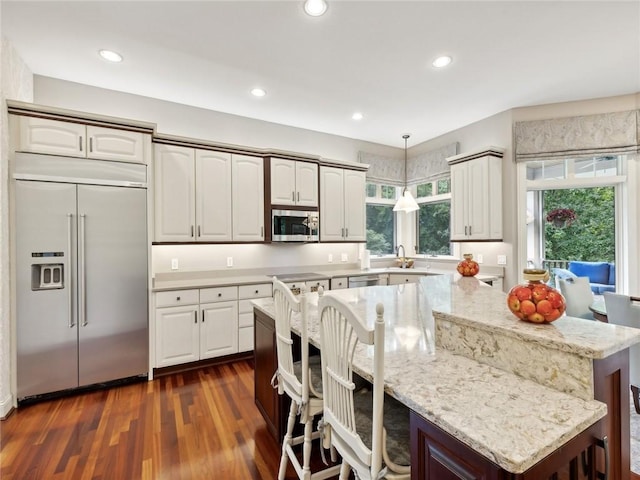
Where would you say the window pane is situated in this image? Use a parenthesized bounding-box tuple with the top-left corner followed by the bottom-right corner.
(417, 201, 451, 255)
(417, 183, 432, 197)
(380, 185, 396, 199)
(526, 160, 565, 180)
(436, 178, 450, 194)
(366, 204, 394, 255)
(573, 156, 619, 178)
(366, 183, 377, 197)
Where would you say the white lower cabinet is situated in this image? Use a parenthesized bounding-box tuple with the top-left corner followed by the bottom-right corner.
(238, 283, 273, 352)
(155, 287, 239, 368)
(388, 274, 422, 285)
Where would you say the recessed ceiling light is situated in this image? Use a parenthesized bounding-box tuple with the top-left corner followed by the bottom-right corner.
(432, 55, 452, 68)
(251, 88, 266, 97)
(99, 49, 123, 63)
(304, 0, 328, 17)
(352, 112, 364, 120)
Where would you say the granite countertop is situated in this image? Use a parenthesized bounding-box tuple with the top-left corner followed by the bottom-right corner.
(151, 266, 499, 291)
(250, 283, 614, 474)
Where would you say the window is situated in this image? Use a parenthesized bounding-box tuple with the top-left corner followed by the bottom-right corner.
(366, 183, 397, 255)
(415, 179, 452, 256)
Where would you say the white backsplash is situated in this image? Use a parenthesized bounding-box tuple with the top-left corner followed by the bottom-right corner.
(152, 243, 362, 275)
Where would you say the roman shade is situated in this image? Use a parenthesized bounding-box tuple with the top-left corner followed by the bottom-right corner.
(359, 142, 458, 185)
(514, 110, 639, 161)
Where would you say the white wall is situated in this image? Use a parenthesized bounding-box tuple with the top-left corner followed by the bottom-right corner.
(152, 243, 361, 276)
(0, 36, 33, 416)
(34, 76, 401, 164)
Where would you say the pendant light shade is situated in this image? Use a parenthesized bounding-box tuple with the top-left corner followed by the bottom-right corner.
(393, 134, 420, 213)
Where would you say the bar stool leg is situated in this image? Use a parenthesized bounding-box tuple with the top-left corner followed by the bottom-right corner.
(279, 400, 298, 480)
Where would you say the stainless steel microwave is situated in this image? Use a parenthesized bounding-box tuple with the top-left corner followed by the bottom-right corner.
(272, 209, 319, 242)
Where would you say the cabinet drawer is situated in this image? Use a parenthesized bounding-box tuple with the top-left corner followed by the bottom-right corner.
(238, 283, 272, 299)
(239, 310, 254, 327)
(239, 299, 260, 315)
(306, 279, 330, 293)
(155, 289, 199, 308)
(200, 286, 238, 303)
(238, 326, 254, 352)
(388, 274, 421, 285)
(331, 277, 348, 290)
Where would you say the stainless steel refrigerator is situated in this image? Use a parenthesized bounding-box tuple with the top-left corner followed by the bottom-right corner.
(15, 153, 149, 401)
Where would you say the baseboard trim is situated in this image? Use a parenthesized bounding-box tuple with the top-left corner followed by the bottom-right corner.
(0, 393, 15, 420)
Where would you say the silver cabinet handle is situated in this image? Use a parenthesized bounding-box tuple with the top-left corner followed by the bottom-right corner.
(194, 311, 197, 324)
(469, 225, 472, 236)
(261, 226, 264, 238)
(292, 191, 295, 201)
(202, 310, 205, 322)
(79, 136, 83, 152)
(79, 214, 87, 326)
(67, 213, 74, 328)
(89, 137, 93, 153)
(341, 228, 345, 238)
(464, 225, 468, 236)
(345, 228, 348, 238)
(297, 192, 300, 202)
(191, 225, 194, 238)
(198, 225, 201, 237)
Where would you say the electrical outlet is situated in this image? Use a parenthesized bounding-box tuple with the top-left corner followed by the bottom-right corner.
(171, 258, 179, 270)
(476, 253, 484, 264)
(497, 255, 507, 265)
(226, 257, 233, 267)
(340, 253, 348, 262)
(328, 254, 333, 263)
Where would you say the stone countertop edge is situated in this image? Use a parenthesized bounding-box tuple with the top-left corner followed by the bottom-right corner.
(249, 297, 607, 474)
(151, 267, 499, 291)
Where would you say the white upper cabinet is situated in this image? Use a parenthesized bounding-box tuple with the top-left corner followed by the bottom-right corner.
(270, 158, 318, 207)
(154, 144, 196, 242)
(18, 116, 147, 163)
(195, 150, 232, 242)
(232, 154, 265, 241)
(447, 147, 504, 242)
(320, 166, 366, 242)
(154, 145, 233, 242)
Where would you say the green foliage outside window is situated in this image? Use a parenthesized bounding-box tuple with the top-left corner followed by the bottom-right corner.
(366, 184, 377, 197)
(366, 204, 394, 255)
(544, 187, 615, 262)
(437, 178, 451, 194)
(417, 201, 451, 255)
(417, 183, 432, 197)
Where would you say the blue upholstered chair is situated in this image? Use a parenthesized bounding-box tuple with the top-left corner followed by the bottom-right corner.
(552, 261, 615, 294)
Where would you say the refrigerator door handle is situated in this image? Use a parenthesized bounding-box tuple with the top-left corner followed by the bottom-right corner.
(67, 213, 75, 328)
(79, 213, 87, 327)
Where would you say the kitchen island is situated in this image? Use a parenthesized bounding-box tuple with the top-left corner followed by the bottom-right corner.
(252, 275, 640, 479)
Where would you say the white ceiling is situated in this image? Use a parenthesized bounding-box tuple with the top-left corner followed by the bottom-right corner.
(3, 1, 639, 148)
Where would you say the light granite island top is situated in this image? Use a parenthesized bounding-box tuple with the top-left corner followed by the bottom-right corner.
(251, 275, 640, 474)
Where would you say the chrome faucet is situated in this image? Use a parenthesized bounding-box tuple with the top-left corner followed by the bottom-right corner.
(396, 244, 407, 268)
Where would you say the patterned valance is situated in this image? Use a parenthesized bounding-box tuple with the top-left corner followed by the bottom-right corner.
(514, 110, 639, 162)
(359, 142, 459, 186)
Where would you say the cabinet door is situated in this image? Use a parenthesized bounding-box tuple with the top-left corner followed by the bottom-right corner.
(232, 155, 264, 241)
(154, 145, 196, 242)
(467, 157, 491, 239)
(238, 326, 254, 352)
(200, 301, 238, 359)
(195, 150, 232, 241)
(155, 305, 199, 367)
(86, 126, 145, 163)
(18, 116, 85, 157)
(449, 163, 469, 241)
(270, 158, 296, 206)
(320, 166, 345, 241)
(295, 161, 318, 207)
(343, 169, 366, 241)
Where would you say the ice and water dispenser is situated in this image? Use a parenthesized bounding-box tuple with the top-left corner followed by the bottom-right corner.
(31, 252, 64, 290)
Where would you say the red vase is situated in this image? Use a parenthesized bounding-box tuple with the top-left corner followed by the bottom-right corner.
(457, 254, 479, 277)
(506, 269, 566, 323)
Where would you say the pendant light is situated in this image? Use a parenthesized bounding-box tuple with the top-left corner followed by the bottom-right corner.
(393, 134, 420, 213)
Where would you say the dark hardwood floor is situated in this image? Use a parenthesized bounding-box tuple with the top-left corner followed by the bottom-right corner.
(0, 360, 332, 480)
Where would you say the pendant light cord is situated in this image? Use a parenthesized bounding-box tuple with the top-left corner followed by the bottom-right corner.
(403, 134, 410, 192)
